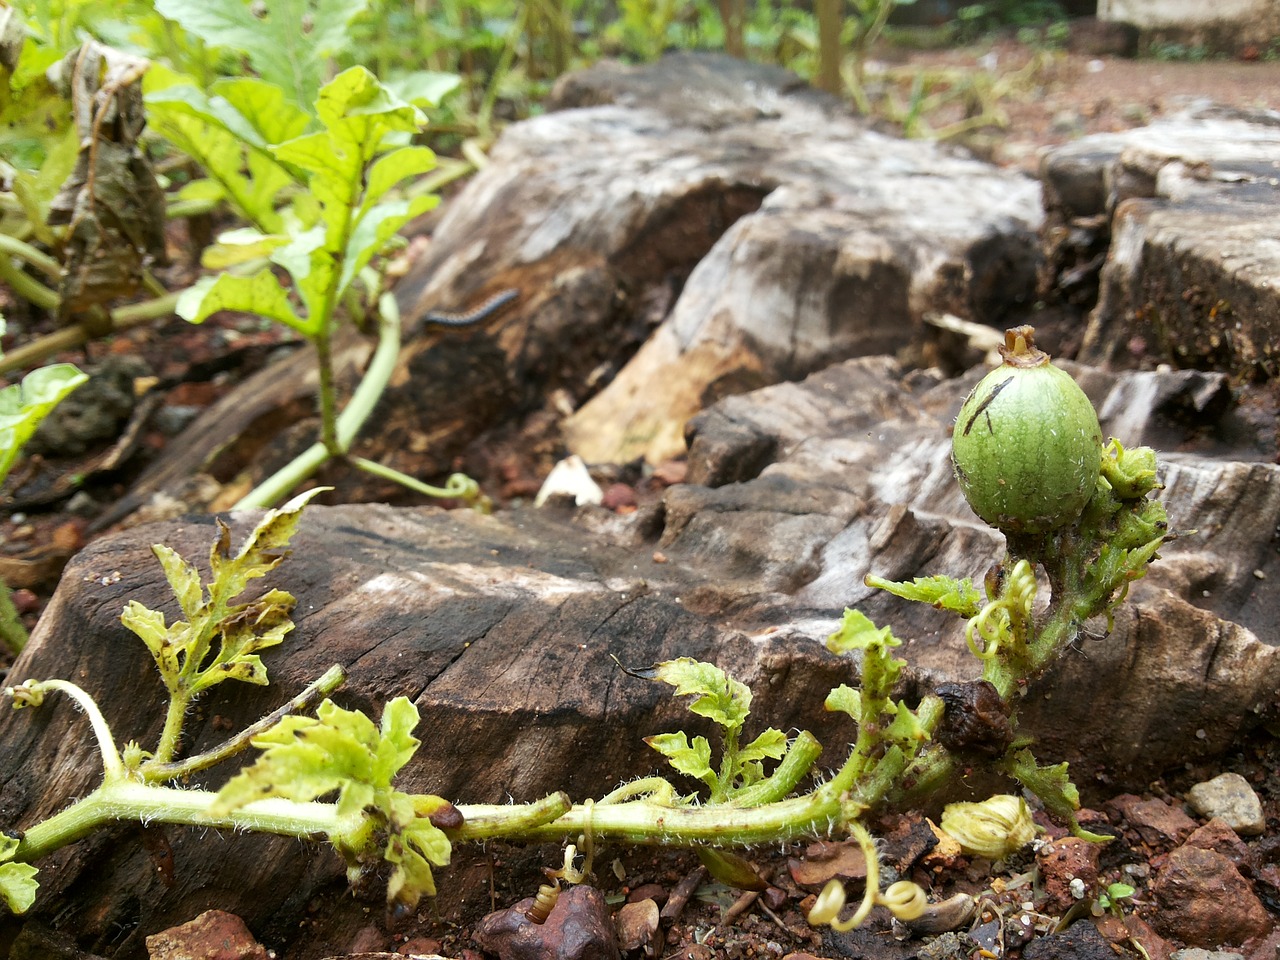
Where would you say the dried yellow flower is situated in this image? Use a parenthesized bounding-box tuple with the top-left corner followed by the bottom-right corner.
(940, 794, 1036, 859)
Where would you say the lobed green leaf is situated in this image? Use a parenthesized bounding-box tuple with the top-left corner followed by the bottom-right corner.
(652, 658, 751, 732)
(826, 609, 900, 655)
(340, 193, 436, 294)
(736, 728, 786, 766)
(214, 696, 422, 816)
(155, 0, 369, 109)
(645, 731, 715, 787)
(865, 574, 983, 618)
(146, 70, 301, 232)
(386, 814, 451, 905)
(0, 835, 37, 915)
(177, 272, 308, 335)
(824, 684, 861, 719)
(121, 490, 318, 697)
(1006, 747, 1107, 841)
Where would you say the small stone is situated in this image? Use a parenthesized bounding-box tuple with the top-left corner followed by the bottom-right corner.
(1170, 950, 1244, 960)
(1049, 110, 1084, 136)
(153, 404, 202, 436)
(1185, 773, 1265, 836)
(1125, 798, 1198, 848)
(601, 483, 637, 511)
(145, 910, 270, 959)
(788, 839, 866, 889)
(1184, 818, 1253, 868)
(473, 884, 619, 960)
(650, 459, 687, 486)
(9, 588, 39, 616)
(917, 930, 980, 960)
(627, 883, 666, 905)
(762, 886, 788, 911)
(345, 924, 387, 952)
(615, 898, 660, 952)
(64, 491, 99, 518)
(1151, 846, 1272, 947)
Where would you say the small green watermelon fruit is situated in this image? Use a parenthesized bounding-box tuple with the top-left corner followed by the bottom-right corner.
(951, 326, 1103, 535)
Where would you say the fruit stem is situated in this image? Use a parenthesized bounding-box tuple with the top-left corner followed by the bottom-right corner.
(997, 325, 1048, 367)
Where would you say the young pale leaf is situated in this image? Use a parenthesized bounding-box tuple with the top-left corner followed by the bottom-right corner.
(735, 728, 787, 768)
(727, 727, 788, 792)
(146, 72, 298, 232)
(187, 589, 294, 694)
(151, 543, 203, 622)
(121, 489, 319, 695)
(1006, 748, 1110, 842)
(200, 228, 293, 270)
(229, 487, 322, 563)
(383, 71, 462, 109)
(1007, 748, 1078, 821)
(824, 684, 862, 719)
(372, 695, 422, 788)
(645, 731, 715, 788)
(826, 609, 900, 655)
(154, 0, 369, 109)
(362, 146, 436, 210)
(652, 658, 751, 732)
(267, 225, 332, 326)
(212, 712, 355, 814)
(340, 194, 436, 294)
(385, 815, 451, 907)
(865, 574, 983, 618)
(214, 697, 425, 841)
(177, 272, 306, 334)
(883, 701, 928, 745)
(0, 835, 37, 914)
(121, 600, 180, 678)
(0, 363, 87, 485)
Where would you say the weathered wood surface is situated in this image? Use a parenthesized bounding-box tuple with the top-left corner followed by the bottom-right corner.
(2, 352, 1276, 956)
(1039, 104, 1280, 379)
(111, 52, 1042, 522)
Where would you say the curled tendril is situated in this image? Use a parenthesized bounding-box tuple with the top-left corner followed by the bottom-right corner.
(598, 776, 677, 806)
(879, 880, 928, 921)
(547, 799, 595, 886)
(1005, 559, 1036, 615)
(807, 823, 929, 931)
(964, 560, 1037, 661)
(964, 607, 1004, 660)
(5, 679, 45, 708)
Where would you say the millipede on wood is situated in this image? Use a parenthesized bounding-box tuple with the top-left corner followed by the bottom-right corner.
(423, 288, 519, 328)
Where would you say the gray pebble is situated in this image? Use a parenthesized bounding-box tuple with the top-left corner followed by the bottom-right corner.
(1185, 772, 1265, 836)
(1171, 950, 1244, 960)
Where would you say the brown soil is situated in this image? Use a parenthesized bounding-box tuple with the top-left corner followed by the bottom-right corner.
(868, 36, 1280, 172)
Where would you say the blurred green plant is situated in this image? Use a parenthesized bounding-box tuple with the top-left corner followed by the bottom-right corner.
(173, 64, 479, 509)
(0, 316, 86, 653)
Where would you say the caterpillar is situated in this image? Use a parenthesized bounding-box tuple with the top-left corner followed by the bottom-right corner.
(524, 879, 560, 924)
(423, 288, 519, 328)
